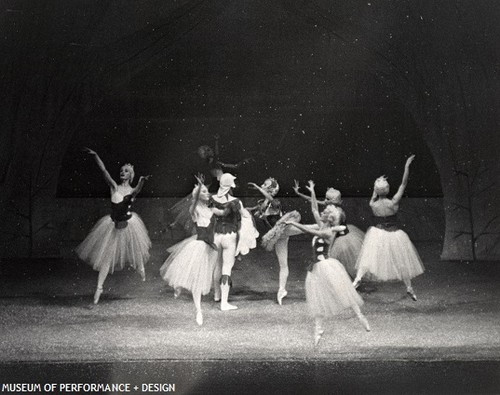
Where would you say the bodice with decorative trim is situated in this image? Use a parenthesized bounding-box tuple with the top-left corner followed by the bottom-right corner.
(210, 197, 241, 234)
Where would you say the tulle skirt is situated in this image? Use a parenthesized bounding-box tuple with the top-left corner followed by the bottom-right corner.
(330, 224, 365, 278)
(76, 213, 151, 274)
(261, 211, 301, 251)
(160, 238, 218, 296)
(236, 209, 259, 256)
(355, 226, 425, 281)
(306, 258, 364, 317)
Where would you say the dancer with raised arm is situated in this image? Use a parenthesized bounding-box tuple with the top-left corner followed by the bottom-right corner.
(247, 178, 302, 305)
(76, 148, 151, 304)
(286, 181, 370, 346)
(293, 181, 364, 278)
(352, 155, 424, 301)
(160, 175, 223, 325)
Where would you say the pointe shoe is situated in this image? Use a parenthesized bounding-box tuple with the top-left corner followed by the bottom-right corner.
(174, 288, 181, 299)
(314, 328, 324, 346)
(220, 303, 238, 311)
(277, 289, 288, 306)
(93, 287, 103, 304)
(352, 279, 360, 289)
(213, 292, 221, 302)
(407, 290, 417, 301)
(360, 316, 371, 332)
(196, 311, 203, 326)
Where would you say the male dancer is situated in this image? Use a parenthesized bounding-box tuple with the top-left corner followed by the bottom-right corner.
(210, 173, 248, 310)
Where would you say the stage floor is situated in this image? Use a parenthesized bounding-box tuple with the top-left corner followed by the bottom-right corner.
(0, 241, 499, 393)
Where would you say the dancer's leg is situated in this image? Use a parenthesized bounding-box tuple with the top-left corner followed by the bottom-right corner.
(94, 263, 110, 304)
(192, 290, 203, 325)
(404, 278, 417, 301)
(274, 237, 289, 305)
(314, 316, 324, 346)
(213, 250, 222, 302)
(220, 234, 237, 311)
(352, 304, 371, 331)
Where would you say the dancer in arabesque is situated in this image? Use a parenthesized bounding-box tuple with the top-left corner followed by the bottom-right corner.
(247, 177, 303, 305)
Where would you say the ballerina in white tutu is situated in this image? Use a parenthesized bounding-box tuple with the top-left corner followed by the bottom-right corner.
(76, 148, 152, 304)
(247, 178, 303, 305)
(352, 155, 424, 301)
(286, 181, 370, 346)
(293, 181, 364, 278)
(160, 175, 223, 325)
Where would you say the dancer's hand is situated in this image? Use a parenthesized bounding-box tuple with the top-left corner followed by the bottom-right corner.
(82, 147, 96, 156)
(306, 180, 315, 193)
(405, 154, 415, 168)
(292, 180, 300, 193)
(140, 175, 152, 181)
(195, 173, 205, 185)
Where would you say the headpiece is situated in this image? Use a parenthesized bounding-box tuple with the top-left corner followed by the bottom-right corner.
(261, 177, 280, 196)
(217, 173, 236, 197)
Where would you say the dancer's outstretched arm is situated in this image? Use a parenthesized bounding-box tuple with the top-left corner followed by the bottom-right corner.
(132, 175, 151, 198)
(83, 147, 116, 189)
(369, 186, 378, 207)
(286, 221, 345, 239)
(306, 181, 322, 226)
(189, 175, 204, 219)
(392, 154, 415, 205)
(293, 180, 327, 205)
(248, 182, 274, 202)
(214, 134, 252, 170)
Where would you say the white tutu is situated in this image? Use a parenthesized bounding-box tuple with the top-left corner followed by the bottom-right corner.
(236, 208, 259, 256)
(261, 211, 301, 251)
(160, 238, 218, 295)
(330, 224, 365, 278)
(355, 226, 424, 281)
(76, 213, 151, 274)
(305, 258, 364, 317)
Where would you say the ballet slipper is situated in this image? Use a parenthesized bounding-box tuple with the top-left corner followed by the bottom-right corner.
(93, 287, 103, 305)
(196, 311, 203, 326)
(277, 289, 288, 306)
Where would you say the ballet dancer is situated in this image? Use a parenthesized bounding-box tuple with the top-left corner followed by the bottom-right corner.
(286, 181, 370, 346)
(352, 155, 424, 301)
(160, 175, 224, 325)
(210, 173, 258, 311)
(293, 181, 364, 278)
(247, 178, 303, 305)
(76, 148, 151, 304)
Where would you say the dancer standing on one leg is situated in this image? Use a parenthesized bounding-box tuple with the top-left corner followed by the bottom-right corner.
(76, 148, 152, 304)
(286, 181, 370, 346)
(293, 182, 364, 278)
(352, 155, 424, 301)
(211, 173, 258, 311)
(247, 178, 303, 305)
(160, 175, 224, 325)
